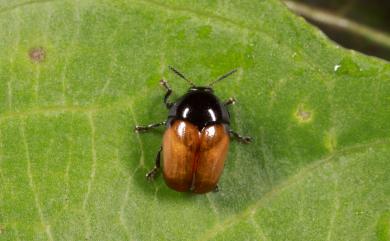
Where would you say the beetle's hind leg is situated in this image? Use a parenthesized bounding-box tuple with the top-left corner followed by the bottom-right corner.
(146, 146, 162, 181)
(134, 121, 166, 132)
(229, 130, 252, 144)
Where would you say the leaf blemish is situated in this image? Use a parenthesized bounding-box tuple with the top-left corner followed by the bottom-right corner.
(29, 47, 45, 63)
(0, 225, 4, 235)
(295, 104, 312, 123)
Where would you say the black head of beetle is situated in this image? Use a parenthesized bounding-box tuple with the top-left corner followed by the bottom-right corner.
(167, 86, 230, 130)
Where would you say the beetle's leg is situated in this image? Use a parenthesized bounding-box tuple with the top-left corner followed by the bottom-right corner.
(146, 146, 162, 181)
(224, 97, 236, 106)
(160, 79, 173, 109)
(134, 121, 166, 132)
(229, 130, 252, 144)
(212, 185, 220, 193)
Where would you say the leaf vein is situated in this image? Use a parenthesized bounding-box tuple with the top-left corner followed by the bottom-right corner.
(98, 18, 124, 100)
(6, 81, 12, 110)
(60, 1, 81, 105)
(128, 102, 145, 167)
(0, 96, 135, 123)
(63, 113, 74, 209)
(0, 0, 56, 15)
(119, 175, 133, 240)
(82, 113, 97, 239)
(326, 163, 340, 241)
(83, 113, 97, 209)
(21, 122, 54, 241)
(250, 215, 268, 241)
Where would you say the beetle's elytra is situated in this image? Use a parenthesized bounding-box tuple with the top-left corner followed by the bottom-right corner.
(135, 66, 251, 194)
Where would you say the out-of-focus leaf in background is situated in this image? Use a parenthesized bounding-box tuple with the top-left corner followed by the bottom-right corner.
(285, 0, 390, 60)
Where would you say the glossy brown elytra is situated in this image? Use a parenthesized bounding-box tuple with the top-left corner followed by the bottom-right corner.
(135, 66, 251, 194)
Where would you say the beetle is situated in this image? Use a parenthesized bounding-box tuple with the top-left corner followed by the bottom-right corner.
(135, 66, 251, 194)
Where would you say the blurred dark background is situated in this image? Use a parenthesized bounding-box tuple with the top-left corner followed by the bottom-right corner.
(284, 0, 390, 61)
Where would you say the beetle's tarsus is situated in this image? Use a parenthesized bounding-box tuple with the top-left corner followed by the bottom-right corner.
(241, 136, 252, 144)
(224, 97, 236, 106)
(229, 130, 252, 144)
(212, 185, 220, 193)
(160, 79, 168, 86)
(146, 167, 160, 181)
(160, 79, 173, 109)
(134, 125, 147, 132)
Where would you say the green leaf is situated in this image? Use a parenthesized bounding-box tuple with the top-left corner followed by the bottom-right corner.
(0, 0, 389, 240)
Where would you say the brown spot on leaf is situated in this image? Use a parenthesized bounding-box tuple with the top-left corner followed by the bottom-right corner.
(0, 225, 4, 235)
(29, 47, 45, 62)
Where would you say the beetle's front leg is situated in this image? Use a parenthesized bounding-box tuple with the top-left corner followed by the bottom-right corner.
(224, 97, 236, 106)
(229, 129, 252, 144)
(134, 121, 166, 132)
(160, 79, 173, 109)
(146, 146, 162, 181)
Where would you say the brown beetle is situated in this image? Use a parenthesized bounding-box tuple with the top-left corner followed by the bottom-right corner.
(135, 67, 251, 194)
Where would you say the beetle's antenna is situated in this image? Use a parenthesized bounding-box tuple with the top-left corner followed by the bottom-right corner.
(169, 66, 195, 87)
(208, 69, 237, 87)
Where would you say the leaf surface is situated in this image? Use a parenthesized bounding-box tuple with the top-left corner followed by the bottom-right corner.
(0, 0, 389, 240)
